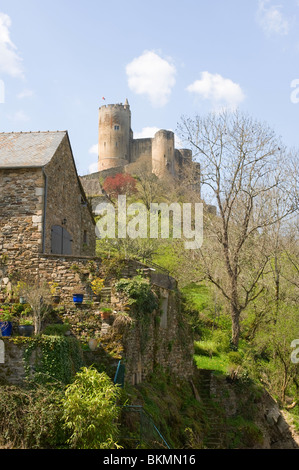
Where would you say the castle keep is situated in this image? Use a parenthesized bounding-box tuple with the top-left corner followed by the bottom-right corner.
(97, 99, 193, 178)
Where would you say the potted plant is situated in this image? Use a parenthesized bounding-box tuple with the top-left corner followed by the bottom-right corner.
(73, 290, 84, 305)
(49, 282, 60, 304)
(99, 307, 113, 320)
(17, 307, 34, 337)
(18, 320, 34, 337)
(0, 306, 13, 336)
(90, 278, 104, 302)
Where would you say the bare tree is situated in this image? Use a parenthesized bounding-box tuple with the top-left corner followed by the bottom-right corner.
(178, 110, 298, 348)
(19, 283, 52, 335)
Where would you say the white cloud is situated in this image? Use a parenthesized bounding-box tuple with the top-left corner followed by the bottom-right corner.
(126, 50, 176, 107)
(186, 71, 245, 111)
(88, 161, 98, 174)
(88, 145, 98, 173)
(89, 144, 98, 155)
(17, 89, 34, 99)
(134, 126, 160, 139)
(256, 0, 289, 36)
(0, 12, 23, 78)
(8, 110, 30, 122)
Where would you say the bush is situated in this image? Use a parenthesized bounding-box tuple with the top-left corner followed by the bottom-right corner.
(0, 384, 65, 449)
(227, 351, 243, 366)
(116, 275, 159, 315)
(62, 367, 121, 449)
(43, 323, 71, 336)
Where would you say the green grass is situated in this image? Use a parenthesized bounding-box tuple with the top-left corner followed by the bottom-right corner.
(181, 283, 214, 312)
(194, 353, 230, 373)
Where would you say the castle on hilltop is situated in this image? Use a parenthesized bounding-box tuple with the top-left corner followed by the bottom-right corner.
(80, 99, 200, 198)
(97, 99, 194, 178)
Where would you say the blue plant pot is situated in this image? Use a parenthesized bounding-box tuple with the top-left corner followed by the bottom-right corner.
(73, 294, 84, 305)
(0, 321, 13, 337)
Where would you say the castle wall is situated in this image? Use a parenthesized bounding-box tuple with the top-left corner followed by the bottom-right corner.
(98, 104, 131, 171)
(131, 138, 153, 164)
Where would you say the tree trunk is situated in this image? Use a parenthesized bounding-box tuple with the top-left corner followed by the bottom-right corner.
(231, 305, 240, 349)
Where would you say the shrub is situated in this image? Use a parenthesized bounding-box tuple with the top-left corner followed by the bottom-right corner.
(62, 367, 121, 449)
(0, 384, 65, 449)
(43, 323, 71, 336)
(227, 351, 243, 366)
(115, 275, 158, 315)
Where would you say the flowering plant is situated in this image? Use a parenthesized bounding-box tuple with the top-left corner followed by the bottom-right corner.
(90, 278, 105, 296)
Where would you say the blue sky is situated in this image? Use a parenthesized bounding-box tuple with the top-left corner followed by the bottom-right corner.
(0, 0, 299, 175)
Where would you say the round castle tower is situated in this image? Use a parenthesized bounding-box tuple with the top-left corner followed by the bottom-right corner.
(98, 99, 132, 172)
(152, 130, 175, 178)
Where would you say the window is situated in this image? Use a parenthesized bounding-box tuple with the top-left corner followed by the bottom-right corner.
(114, 125, 120, 131)
(83, 230, 88, 245)
(51, 225, 73, 255)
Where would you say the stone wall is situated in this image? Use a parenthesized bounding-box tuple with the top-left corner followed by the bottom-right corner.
(43, 135, 95, 257)
(108, 284, 194, 385)
(0, 339, 36, 385)
(0, 167, 44, 263)
(125, 291, 193, 385)
(0, 256, 193, 386)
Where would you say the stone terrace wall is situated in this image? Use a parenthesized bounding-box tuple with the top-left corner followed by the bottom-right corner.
(1, 253, 176, 303)
(0, 255, 193, 385)
(0, 339, 37, 385)
(109, 286, 194, 385)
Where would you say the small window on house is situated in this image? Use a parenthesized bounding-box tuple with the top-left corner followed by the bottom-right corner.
(114, 125, 120, 131)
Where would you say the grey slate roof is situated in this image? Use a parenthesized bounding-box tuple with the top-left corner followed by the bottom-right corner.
(0, 131, 66, 168)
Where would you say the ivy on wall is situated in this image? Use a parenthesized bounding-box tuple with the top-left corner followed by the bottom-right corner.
(23, 336, 84, 385)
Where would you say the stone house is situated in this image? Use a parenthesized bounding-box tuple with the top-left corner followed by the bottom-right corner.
(0, 131, 95, 265)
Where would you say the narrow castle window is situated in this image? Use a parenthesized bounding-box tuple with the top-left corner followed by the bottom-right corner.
(114, 125, 120, 131)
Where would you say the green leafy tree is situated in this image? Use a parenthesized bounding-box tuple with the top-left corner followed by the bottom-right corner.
(62, 367, 121, 449)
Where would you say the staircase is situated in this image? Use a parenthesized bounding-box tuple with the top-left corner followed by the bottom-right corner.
(198, 369, 226, 449)
(100, 286, 111, 303)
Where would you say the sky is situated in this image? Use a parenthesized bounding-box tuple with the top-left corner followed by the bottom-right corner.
(0, 0, 299, 176)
